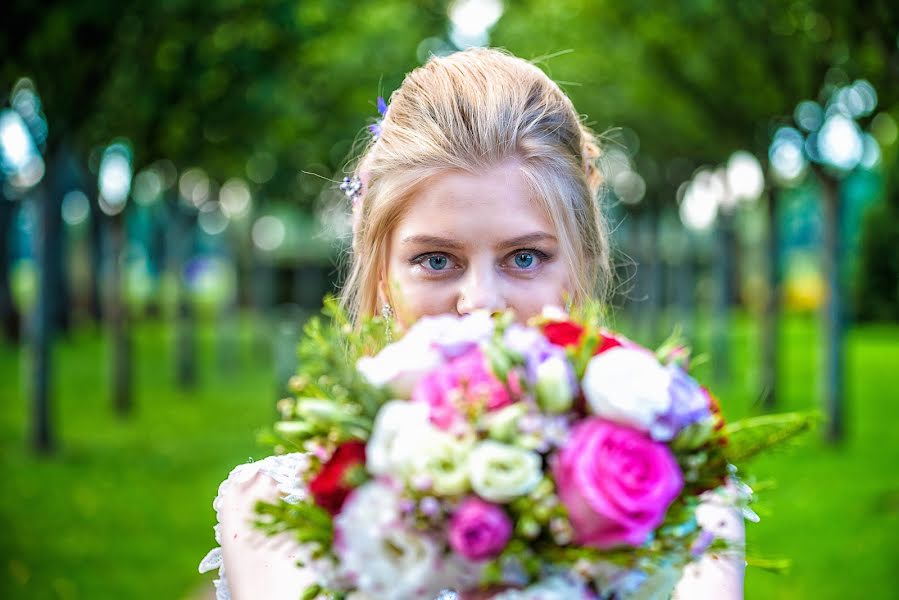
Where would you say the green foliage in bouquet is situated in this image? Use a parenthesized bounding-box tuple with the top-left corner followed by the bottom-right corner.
(261, 297, 393, 450)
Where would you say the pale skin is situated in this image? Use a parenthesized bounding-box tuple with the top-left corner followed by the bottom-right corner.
(382, 159, 572, 328)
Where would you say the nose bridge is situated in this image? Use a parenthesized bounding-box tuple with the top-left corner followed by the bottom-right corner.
(457, 257, 504, 314)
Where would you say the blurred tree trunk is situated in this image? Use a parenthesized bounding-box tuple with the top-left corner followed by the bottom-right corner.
(108, 212, 132, 416)
(87, 178, 104, 323)
(173, 203, 197, 389)
(48, 145, 76, 336)
(646, 203, 663, 345)
(819, 173, 845, 443)
(675, 233, 696, 341)
(712, 211, 735, 385)
(30, 186, 55, 453)
(761, 188, 781, 410)
(0, 196, 20, 342)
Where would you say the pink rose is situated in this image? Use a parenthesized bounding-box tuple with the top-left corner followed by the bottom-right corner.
(553, 418, 683, 549)
(413, 347, 513, 430)
(448, 497, 512, 561)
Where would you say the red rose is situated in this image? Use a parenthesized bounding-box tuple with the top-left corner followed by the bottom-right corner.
(309, 440, 367, 515)
(594, 332, 624, 355)
(543, 320, 585, 347)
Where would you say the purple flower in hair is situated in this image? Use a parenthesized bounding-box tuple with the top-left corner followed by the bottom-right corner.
(368, 96, 388, 139)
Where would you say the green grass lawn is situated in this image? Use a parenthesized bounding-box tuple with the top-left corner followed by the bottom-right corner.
(1, 312, 897, 599)
(0, 317, 279, 599)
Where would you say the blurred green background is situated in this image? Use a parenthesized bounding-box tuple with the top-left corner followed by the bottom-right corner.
(1, 1, 898, 598)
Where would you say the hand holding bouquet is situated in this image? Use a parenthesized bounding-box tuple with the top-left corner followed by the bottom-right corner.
(258, 301, 811, 600)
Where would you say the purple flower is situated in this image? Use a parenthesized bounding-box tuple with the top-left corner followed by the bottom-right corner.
(503, 325, 577, 391)
(654, 366, 713, 440)
(368, 96, 388, 139)
(691, 529, 717, 557)
(448, 497, 512, 561)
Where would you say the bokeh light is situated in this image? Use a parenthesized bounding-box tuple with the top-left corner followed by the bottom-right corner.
(198, 201, 228, 236)
(61, 190, 90, 226)
(769, 127, 807, 184)
(679, 168, 724, 231)
(132, 168, 163, 206)
(726, 151, 765, 202)
(219, 177, 252, 218)
(98, 142, 133, 215)
(817, 113, 863, 171)
(251, 215, 286, 251)
(179, 167, 210, 208)
(448, 0, 504, 48)
(0, 108, 45, 190)
(612, 170, 646, 206)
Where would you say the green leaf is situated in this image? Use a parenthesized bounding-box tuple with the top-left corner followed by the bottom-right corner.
(723, 412, 820, 463)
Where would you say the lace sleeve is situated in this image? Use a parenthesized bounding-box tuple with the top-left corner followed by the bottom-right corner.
(198, 453, 314, 600)
(672, 485, 747, 600)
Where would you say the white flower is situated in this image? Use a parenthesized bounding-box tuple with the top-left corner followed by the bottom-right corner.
(409, 430, 474, 495)
(482, 403, 529, 442)
(335, 481, 444, 599)
(491, 575, 590, 599)
(366, 400, 432, 477)
(535, 355, 574, 413)
(357, 341, 441, 397)
(582, 347, 673, 435)
(469, 441, 542, 503)
(367, 400, 473, 494)
(357, 312, 494, 396)
(335, 481, 481, 599)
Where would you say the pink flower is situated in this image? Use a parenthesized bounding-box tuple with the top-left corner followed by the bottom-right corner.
(448, 497, 512, 561)
(553, 418, 683, 549)
(412, 347, 513, 430)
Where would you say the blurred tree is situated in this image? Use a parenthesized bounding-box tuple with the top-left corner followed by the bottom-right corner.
(855, 188, 899, 321)
(2, 0, 448, 444)
(494, 0, 899, 422)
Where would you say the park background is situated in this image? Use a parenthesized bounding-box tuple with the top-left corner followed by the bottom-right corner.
(1, 0, 898, 598)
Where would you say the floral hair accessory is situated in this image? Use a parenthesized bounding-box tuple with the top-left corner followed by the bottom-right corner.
(339, 176, 363, 206)
(368, 96, 388, 139)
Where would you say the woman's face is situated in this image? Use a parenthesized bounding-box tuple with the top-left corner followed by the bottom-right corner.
(384, 160, 572, 327)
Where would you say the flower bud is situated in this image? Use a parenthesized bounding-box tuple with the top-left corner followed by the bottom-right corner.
(535, 356, 574, 413)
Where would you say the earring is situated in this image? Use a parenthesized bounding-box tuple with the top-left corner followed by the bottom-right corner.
(381, 303, 394, 342)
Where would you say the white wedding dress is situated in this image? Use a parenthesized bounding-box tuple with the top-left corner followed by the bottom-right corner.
(200, 454, 745, 600)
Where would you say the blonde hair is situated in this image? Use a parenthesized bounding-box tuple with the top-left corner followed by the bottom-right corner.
(340, 47, 611, 323)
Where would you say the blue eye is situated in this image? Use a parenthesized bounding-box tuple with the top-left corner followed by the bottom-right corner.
(513, 252, 535, 269)
(427, 255, 449, 270)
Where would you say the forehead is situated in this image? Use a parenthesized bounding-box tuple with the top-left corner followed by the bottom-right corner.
(394, 161, 555, 243)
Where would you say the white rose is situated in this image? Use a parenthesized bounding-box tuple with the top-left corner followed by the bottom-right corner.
(366, 400, 432, 477)
(582, 347, 673, 435)
(469, 441, 542, 503)
(335, 481, 446, 600)
(368, 401, 473, 494)
(409, 430, 474, 495)
(357, 312, 494, 397)
(357, 342, 442, 397)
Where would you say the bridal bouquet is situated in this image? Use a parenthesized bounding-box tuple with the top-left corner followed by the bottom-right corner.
(258, 300, 811, 600)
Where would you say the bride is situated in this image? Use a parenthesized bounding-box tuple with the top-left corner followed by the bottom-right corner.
(200, 48, 745, 599)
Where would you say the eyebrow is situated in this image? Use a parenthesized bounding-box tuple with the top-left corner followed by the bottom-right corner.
(401, 232, 557, 250)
